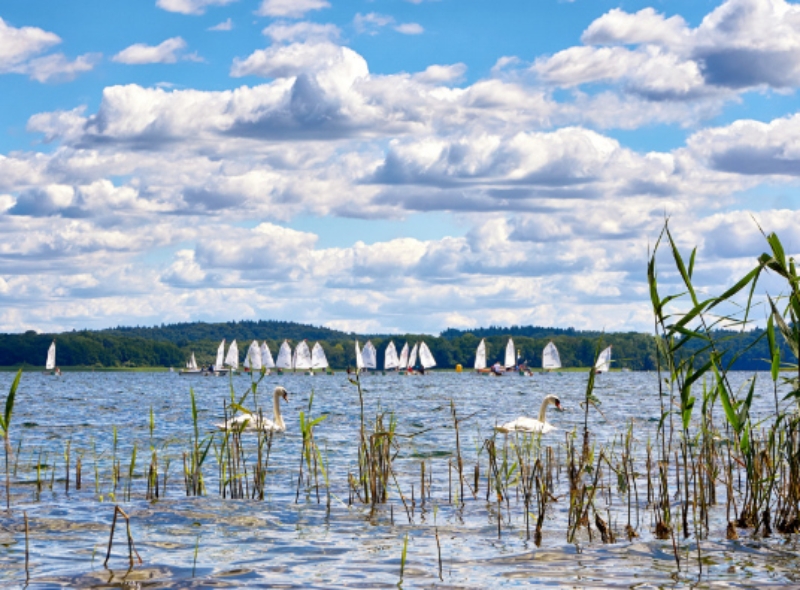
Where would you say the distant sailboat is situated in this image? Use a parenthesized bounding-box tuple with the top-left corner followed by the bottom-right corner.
(293, 340, 313, 373)
(44, 340, 60, 376)
(384, 341, 399, 371)
(311, 342, 329, 374)
(180, 352, 203, 376)
(362, 341, 377, 371)
(276, 340, 292, 373)
(418, 342, 436, 371)
(261, 342, 274, 374)
(214, 340, 226, 373)
(542, 342, 561, 372)
(595, 345, 612, 374)
(504, 338, 516, 370)
(398, 343, 409, 369)
(474, 339, 487, 373)
(407, 342, 419, 372)
(243, 340, 262, 373)
(225, 340, 239, 374)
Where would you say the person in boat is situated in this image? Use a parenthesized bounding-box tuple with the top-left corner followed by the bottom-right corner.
(491, 362, 503, 375)
(418, 365, 426, 375)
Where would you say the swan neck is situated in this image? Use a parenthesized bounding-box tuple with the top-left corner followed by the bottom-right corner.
(538, 398, 550, 423)
(273, 391, 285, 429)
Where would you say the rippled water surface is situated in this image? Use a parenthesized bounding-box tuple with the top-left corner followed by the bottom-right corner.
(0, 370, 798, 588)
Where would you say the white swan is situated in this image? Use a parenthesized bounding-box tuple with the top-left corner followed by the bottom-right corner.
(496, 394, 563, 434)
(217, 386, 289, 432)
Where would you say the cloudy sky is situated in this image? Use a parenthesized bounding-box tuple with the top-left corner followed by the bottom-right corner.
(1, 0, 799, 335)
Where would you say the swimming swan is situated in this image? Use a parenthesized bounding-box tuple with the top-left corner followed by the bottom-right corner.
(496, 394, 563, 434)
(217, 386, 289, 432)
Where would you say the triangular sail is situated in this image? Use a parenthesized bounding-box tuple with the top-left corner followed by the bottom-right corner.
(419, 342, 436, 369)
(215, 340, 225, 370)
(504, 338, 516, 369)
(261, 342, 275, 368)
(542, 342, 561, 370)
(474, 339, 486, 370)
(384, 341, 399, 370)
(407, 342, 419, 368)
(311, 342, 328, 369)
(398, 342, 409, 368)
(276, 340, 292, 369)
(294, 341, 312, 370)
(362, 340, 377, 369)
(355, 340, 364, 370)
(595, 345, 612, 373)
(225, 340, 239, 369)
(46, 341, 56, 370)
(189, 352, 198, 370)
(244, 340, 262, 371)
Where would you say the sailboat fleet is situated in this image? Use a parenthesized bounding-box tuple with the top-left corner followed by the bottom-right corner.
(471, 338, 611, 375)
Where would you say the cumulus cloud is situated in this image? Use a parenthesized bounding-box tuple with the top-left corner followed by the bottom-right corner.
(113, 37, 190, 65)
(156, 0, 238, 15)
(256, 0, 330, 18)
(534, 0, 800, 101)
(0, 17, 97, 83)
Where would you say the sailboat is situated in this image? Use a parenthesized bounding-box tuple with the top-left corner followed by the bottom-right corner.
(311, 342, 329, 375)
(362, 340, 377, 373)
(179, 352, 202, 376)
(261, 342, 274, 375)
(398, 343, 409, 370)
(405, 342, 419, 374)
(43, 340, 60, 376)
(243, 340, 262, 374)
(418, 342, 436, 373)
(595, 345, 612, 374)
(384, 341, 399, 373)
(542, 341, 561, 373)
(293, 340, 313, 374)
(213, 340, 226, 374)
(225, 340, 239, 375)
(275, 340, 292, 374)
(504, 338, 517, 371)
(474, 339, 488, 374)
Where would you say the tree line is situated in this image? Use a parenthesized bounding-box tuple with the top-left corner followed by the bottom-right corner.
(0, 321, 777, 371)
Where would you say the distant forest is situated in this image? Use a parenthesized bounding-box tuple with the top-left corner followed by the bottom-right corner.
(0, 320, 782, 371)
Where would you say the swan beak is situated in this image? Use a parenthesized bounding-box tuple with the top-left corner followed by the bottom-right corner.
(555, 399, 563, 411)
(282, 391, 289, 402)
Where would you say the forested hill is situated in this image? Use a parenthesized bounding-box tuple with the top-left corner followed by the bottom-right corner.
(0, 320, 780, 371)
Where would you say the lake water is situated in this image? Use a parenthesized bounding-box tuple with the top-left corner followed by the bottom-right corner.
(0, 370, 797, 588)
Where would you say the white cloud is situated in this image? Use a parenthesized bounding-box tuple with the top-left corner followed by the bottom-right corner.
(25, 52, 101, 83)
(256, 0, 330, 19)
(395, 23, 424, 35)
(262, 21, 340, 43)
(354, 13, 395, 35)
(156, 0, 238, 16)
(0, 17, 60, 67)
(113, 37, 189, 65)
(413, 63, 466, 84)
(208, 18, 233, 32)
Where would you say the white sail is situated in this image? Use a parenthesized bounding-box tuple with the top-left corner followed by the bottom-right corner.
(419, 342, 436, 369)
(355, 340, 364, 370)
(311, 342, 328, 369)
(474, 339, 486, 370)
(225, 340, 239, 369)
(293, 341, 312, 370)
(504, 338, 516, 369)
(276, 340, 292, 369)
(362, 340, 377, 369)
(595, 345, 612, 373)
(261, 342, 275, 368)
(215, 340, 225, 370)
(407, 342, 419, 368)
(543, 342, 561, 370)
(398, 343, 409, 368)
(384, 341, 399, 370)
(189, 352, 198, 370)
(45, 341, 56, 370)
(244, 340, 262, 371)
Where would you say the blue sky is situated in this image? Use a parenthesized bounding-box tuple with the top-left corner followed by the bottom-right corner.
(1, 0, 799, 334)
